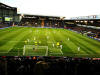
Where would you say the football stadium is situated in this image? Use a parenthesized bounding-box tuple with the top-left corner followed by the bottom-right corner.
(1, 1, 100, 75)
(0, 2, 100, 57)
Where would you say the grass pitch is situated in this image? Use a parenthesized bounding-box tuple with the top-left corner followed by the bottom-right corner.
(0, 26, 100, 57)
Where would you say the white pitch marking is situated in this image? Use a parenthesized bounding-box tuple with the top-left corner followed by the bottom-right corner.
(23, 45, 25, 55)
(6, 47, 13, 53)
(53, 43, 55, 47)
(59, 49, 63, 55)
(45, 46, 48, 56)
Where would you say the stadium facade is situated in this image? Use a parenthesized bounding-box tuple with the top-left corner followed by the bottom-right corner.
(0, 2, 75, 28)
(70, 15, 100, 27)
(1, 2, 100, 28)
(0, 2, 21, 26)
(0, 2, 100, 35)
(20, 14, 67, 28)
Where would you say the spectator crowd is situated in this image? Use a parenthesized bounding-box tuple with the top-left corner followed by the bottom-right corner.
(0, 56, 100, 75)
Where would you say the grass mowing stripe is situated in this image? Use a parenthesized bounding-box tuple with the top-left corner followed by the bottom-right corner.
(52, 29, 78, 55)
(40, 28, 48, 56)
(0, 27, 100, 57)
(68, 30, 100, 52)
(62, 30, 93, 54)
(49, 29, 64, 56)
(79, 36, 100, 48)
(68, 30, 100, 47)
(45, 29, 58, 56)
(25, 28, 48, 56)
(0, 27, 26, 48)
(0, 27, 26, 47)
(0, 27, 28, 52)
(8, 28, 31, 56)
(0, 27, 22, 36)
(60, 30, 88, 54)
(66, 30, 98, 54)
(0, 27, 24, 41)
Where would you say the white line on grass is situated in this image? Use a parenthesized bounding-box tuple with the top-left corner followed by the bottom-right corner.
(23, 45, 25, 55)
(60, 49, 63, 55)
(50, 53, 63, 54)
(7, 47, 13, 53)
(45, 46, 48, 56)
(0, 47, 13, 54)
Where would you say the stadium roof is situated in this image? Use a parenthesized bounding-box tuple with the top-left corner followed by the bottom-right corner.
(0, 2, 16, 10)
(70, 15, 100, 20)
(21, 14, 66, 20)
(20, 13, 66, 18)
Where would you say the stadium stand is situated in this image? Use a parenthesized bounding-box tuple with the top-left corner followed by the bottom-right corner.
(65, 26, 100, 41)
(0, 56, 100, 75)
(19, 15, 65, 28)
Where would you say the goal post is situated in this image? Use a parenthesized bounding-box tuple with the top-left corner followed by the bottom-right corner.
(23, 45, 25, 55)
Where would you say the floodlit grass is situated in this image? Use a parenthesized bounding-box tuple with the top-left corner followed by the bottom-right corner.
(0, 26, 100, 57)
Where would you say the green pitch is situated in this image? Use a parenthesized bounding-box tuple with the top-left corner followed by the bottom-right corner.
(0, 26, 100, 57)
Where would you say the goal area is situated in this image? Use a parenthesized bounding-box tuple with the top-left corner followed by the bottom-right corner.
(23, 45, 48, 56)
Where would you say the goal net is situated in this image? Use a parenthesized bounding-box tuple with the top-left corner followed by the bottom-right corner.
(23, 45, 48, 56)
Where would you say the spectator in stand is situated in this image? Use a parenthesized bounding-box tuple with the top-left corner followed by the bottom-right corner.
(34, 61, 49, 75)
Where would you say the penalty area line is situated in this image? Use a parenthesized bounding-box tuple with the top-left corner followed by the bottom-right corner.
(0, 47, 13, 54)
(60, 49, 63, 55)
